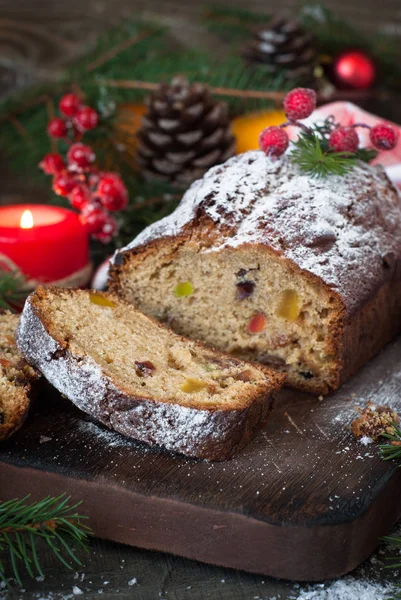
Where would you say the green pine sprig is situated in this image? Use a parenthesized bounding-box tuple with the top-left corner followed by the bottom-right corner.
(0, 495, 92, 587)
(379, 423, 401, 463)
(290, 131, 357, 178)
(0, 271, 27, 312)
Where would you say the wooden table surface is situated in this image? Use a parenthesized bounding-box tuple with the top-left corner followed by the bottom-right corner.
(1, 1, 401, 598)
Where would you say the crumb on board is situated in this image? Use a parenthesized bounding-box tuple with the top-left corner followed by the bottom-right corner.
(351, 402, 399, 441)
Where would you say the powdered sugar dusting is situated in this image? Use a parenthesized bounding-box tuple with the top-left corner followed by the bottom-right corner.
(116, 151, 401, 311)
(290, 577, 394, 599)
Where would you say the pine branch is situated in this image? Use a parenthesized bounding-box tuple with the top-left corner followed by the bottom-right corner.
(379, 424, 401, 463)
(0, 495, 91, 587)
(290, 132, 356, 178)
(0, 271, 27, 312)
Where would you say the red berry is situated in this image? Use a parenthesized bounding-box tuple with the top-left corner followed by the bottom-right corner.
(93, 216, 118, 243)
(67, 143, 95, 169)
(52, 172, 77, 196)
(39, 153, 65, 175)
(47, 117, 68, 138)
(80, 205, 109, 234)
(69, 184, 91, 210)
(370, 124, 399, 151)
(283, 88, 316, 121)
(97, 173, 128, 211)
(329, 126, 359, 153)
(59, 93, 81, 117)
(259, 126, 289, 158)
(75, 106, 99, 131)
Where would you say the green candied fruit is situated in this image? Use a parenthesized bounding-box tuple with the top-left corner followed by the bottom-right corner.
(174, 281, 194, 297)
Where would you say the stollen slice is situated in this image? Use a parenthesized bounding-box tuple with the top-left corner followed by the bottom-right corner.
(0, 311, 38, 441)
(16, 286, 285, 460)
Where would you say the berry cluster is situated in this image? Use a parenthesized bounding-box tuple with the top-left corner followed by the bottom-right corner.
(40, 93, 128, 243)
(259, 87, 399, 160)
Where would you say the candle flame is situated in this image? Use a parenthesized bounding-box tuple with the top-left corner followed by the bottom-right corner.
(20, 209, 34, 229)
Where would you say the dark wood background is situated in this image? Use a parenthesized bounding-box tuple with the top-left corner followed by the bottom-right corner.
(1, 1, 401, 598)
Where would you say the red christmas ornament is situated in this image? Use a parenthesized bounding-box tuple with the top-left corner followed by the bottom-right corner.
(259, 126, 289, 157)
(332, 51, 376, 90)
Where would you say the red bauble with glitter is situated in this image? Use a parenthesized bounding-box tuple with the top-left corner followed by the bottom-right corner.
(332, 50, 376, 90)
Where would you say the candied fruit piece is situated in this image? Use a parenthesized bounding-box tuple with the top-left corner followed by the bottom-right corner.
(180, 378, 207, 393)
(135, 360, 156, 377)
(276, 289, 300, 321)
(89, 292, 116, 308)
(0, 358, 12, 368)
(236, 280, 255, 300)
(248, 313, 267, 333)
(174, 281, 194, 297)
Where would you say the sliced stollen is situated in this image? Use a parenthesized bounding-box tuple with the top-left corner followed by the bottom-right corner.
(16, 287, 285, 460)
(0, 311, 38, 441)
(109, 151, 401, 395)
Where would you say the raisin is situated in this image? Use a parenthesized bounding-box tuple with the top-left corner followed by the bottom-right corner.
(135, 361, 156, 377)
(236, 268, 248, 278)
(0, 411, 4, 424)
(300, 371, 314, 379)
(236, 281, 255, 300)
(236, 370, 254, 382)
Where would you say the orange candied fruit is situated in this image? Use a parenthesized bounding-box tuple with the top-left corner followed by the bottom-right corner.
(89, 292, 116, 308)
(248, 312, 267, 333)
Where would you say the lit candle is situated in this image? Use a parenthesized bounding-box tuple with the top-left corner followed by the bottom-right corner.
(0, 204, 89, 283)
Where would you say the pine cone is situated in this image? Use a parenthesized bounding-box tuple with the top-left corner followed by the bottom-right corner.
(243, 18, 317, 86)
(136, 77, 236, 187)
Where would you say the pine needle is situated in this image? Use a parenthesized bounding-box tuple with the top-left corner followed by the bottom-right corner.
(290, 132, 356, 178)
(0, 271, 26, 312)
(0, 495, 91, 587)
(379, 424, 401, 463)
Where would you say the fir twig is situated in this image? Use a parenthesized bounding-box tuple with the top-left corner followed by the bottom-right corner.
(290, 132, 356, 178)
(97, 78, 286, 101)
(0, 271, 26, 312)
(0, 495, 92, 587)
(379, 424, 401, 463)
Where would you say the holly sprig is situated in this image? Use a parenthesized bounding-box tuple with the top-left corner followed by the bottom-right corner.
(40, 94, 129, 244)
(259, 88, 398, 178)
(0, 495, 91, 587)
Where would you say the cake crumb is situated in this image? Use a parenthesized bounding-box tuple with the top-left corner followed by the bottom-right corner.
(351, 402, 399, 441)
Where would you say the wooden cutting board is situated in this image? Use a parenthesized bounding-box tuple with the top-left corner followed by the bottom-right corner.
(2, 339, 401, 582)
